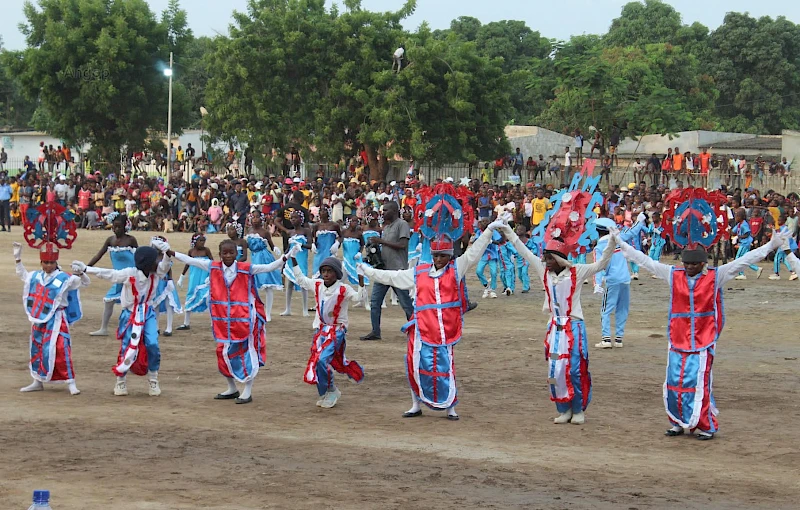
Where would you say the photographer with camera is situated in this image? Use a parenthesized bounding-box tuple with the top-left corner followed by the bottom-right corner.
(360, 201, 414, 340)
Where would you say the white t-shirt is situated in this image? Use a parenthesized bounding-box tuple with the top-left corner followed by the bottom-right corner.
(564, 151, 572, 167)
(125, 199, 137, 213)
(394, 47, 405, 59)
(633, 161, 644, 172)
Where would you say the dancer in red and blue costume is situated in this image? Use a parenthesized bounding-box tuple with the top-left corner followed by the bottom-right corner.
(618, 226, 786, 440)
(500, 225, 615, 425)
(166, 239, 295, 404)
(73, 245, 171, 397)
(359, 223, 503, 420)
(291, 256, 366, 408)
(15, 241, 88, 396)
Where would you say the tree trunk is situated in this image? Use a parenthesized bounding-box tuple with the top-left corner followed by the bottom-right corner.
(364, 143, 388, 181)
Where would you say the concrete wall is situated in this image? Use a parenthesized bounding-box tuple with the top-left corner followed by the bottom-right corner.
(783, 130, 800, 166)
(506, 126, 574, 159)
(616, 130, 759, 157)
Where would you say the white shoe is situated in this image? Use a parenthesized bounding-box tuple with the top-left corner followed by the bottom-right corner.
(489, 291, 498, 299)
(734, 274, 746, 280)
(570, 411, 585, 425)
(554, 410, 573, 424)
(391, 299, 399, 306)
(769, 274, 781, 280)
(632, 273, 639, 280)
(482, 288, 489, 299)
(302, 311, 310, 317)
(20, 380, 44, 392)
(651, 274, 659, 279)
(280, 310, 291, 316)
(365, 302, 371, 311)
(381, 301, 387, 308)
(504, 288, 512, 296)
(68, 382, 81, 395)
(756, 267, 764, 279)
(791, 272, 798, 281)
(148, 379, 161, 396)
(595, 340, 613, 349)
(89, 329, 108, 336)
(614, 341, 624, 348)
(320, 387, 340, 408)
(114, 380, 128, 396)
(316, 395, 325, 407)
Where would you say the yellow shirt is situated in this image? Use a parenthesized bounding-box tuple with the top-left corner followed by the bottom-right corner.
(531, 198, 551, 225)
(302, 190, 313, 209)
(177, 149, 184, 162)
(10, 182, 20, 202)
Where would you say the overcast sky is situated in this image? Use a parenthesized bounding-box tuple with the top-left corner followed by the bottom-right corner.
(2, 0, 799, 50)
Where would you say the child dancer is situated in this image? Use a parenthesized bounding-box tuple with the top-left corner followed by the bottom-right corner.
(498, 232, 518, 296)
(769, 215, 798, 280)
(291, 256, 366, 408)
(150, 235, 182, 337)
(176, 234, 212, 331)
(732, 209, 763, 280)
(15, 242, 88, 395)
(499, 223, 616, 425)
(73, 245, 171, 397)
(617, 230, 786, 440)
(281, 210, 312, 316)
(164, 239, 295, 403)
(474, 219, 501, 298)
(514, 225, 536, 293)
(86, 212, 137, 336)
(311, 206, 341, 277)
(246, 213, 283, 321)
(225, 221, 248, 261)
(359, 223, 504, 419)
(647, 211, 666, 274)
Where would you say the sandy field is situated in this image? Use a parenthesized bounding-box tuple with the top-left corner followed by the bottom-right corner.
(0, 229, 798, 509)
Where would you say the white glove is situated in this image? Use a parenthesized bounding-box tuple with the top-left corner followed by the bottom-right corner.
(273, 246, 283, 257)
(358, 285, 368, 302)
(354, 252, 363, 263)
(12, 242, 22, 260)
(71, 261, 87, 274)
(415, 243, 422, 253)
(311, 243, 318, 254)
(330, 241, 340, 255)
(636, 212, 646, 224)
(356, 263, 367, 277)
(287, 244, 302, 259)
(152, 239, 171, 253)
(593, 284, 604, 295)
(177, 275, 184, 288)
(487, 219, 506, 232)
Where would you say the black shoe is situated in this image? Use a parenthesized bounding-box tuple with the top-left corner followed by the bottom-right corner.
(521, 289, 529, 294)
(665, 428, 685, 437)
(402, 410, 422, 418)
(466, 302, 478, 312)
(446, 414, 460, 421)
(696, 433, 714, 441)
(360, 332, 382, 341)
(214, 391, 240, 400)
(235, 396, 253, 404)
(176, 324, 190, 331)
(163, 331, 172, 337)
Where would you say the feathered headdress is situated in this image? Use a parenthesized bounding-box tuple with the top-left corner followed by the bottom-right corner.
(23, 199, 78, 250)
(662, 188, 728, 249)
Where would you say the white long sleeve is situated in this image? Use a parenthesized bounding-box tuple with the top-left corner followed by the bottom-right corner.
(292, 265, 318, 292)
(251, 257, 285, 274)
(455, 228, 495, 280)
(16, 262, 29, 282)
(786, 252, 800, 274)
(618, 240, 673, 281)
(173, 251, 212, 272)
(361, 265, 415, 290)
(717, 240, 780, 284)
(576, 239, 615, 281)
(84, 265, 139, 284)
(504, 228, 546, 280)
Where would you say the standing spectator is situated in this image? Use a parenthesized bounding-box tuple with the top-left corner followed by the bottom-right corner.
(0, 147, 7, 172)
(185, 143, 195, 169)
(512, 147, 524, 177)
(392, 44, 405, 72)
(54, 175, 69, 205)
(609, 122, 621, 167)
(244, 146, 254, 174)
(360, 201, 414, 340)
(574, 128, 584, 165)
(0, 176, 12, 231)
(289, 146, 301, 175)
(699, 148, 712, 189)
(563, 146, 572, 184)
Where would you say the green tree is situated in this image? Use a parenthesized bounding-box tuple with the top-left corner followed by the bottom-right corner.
(604, 0, 683, 48)
(9, 0, 192, 170)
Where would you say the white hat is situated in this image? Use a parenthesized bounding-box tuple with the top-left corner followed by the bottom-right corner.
(255, 181, 263, 189)
(59, 174, 66, 180)
(210, 182, 219, 189)
(390, 180, 397, 186)
(293, 177, 301, 183)
(444, 176, 454, 183)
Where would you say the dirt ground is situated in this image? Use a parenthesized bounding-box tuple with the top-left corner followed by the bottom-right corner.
(0, 229, 798, 509)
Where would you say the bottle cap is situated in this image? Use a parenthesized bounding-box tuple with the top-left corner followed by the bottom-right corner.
(33, 490, 50, 502)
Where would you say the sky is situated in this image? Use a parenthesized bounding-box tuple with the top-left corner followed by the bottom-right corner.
(2, 0, 799, 50)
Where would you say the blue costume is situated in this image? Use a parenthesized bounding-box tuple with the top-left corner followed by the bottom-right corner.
(283, 234, 309, 291)
(408, 230, 421, 266)
(499, 240, 517, 292)
(342, 237, 362, 285)
(184, 256, 210, 312)
(648, 223, 666, 261)
(514, 237, 538, 292)
(475, 229, 501, 291)
(153, 272, 183, 315)
(247, 234, 283, 290)
(312, 230, 338, 277)
(774, 225, 798, 275)
(732, 220, 760, 276)
(104, 246, 136, 303)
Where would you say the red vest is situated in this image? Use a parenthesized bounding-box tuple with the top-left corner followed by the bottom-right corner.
(668, 268, 723, 352)
(413, 262, 467, 346)
(209, 261, 254, 343)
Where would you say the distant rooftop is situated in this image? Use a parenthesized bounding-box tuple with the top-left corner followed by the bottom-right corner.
(698, 135, 781, 151)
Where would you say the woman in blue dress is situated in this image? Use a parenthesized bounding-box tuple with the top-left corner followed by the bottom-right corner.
(150, 236, 183, 336)
(341, 217, 364, 286)
(247, 213, 283, 322)
(176, 234, 213, 331)
(86, 213, 137, 336)
(311, 206, 341, 277)
(281, 211, 312, 316)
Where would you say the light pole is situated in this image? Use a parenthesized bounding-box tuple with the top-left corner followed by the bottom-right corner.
(199, 106, 208, 179)
(164, 52, 173, 179)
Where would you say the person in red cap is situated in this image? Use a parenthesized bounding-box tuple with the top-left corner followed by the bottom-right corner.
(14, 241, 89, 395)
(358, 220, 505, 420)
(497, 224, 617, 425)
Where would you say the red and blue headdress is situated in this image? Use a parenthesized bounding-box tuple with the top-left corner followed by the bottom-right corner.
(662, 188, 728, 251)
(23, 198, 79, 261)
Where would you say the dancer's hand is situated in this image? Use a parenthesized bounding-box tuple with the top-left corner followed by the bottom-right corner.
(272, 246, 282, 257)
(487, 219, 506, 232)
(71, 261, 87, 275)
(330, 241, 340, 255)
(151, 239, 170, 253)
(177, 275, 184, 288)
(12, 242, 22, 260)
(311, 243, 317, 254)
(356, 263, 367, 277)
(287, 244, 302, 259)
(593, 284, 604, 295)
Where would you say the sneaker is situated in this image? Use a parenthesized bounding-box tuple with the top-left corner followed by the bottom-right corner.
(114, 381, 128, 396)
(504, 288, 512, 296)
(632, 273, 639, 280)
(176, 324, 190, 331)
(482, 288, 489, 299)
(756, 267, 764, 279)
(320, 388, 340, 408)
(554, 410, 573, 424)
(148, 379, 161, 396)
(489, 291, 498, 299)
(791, 272, 798, 281)
(521, 289, 530, 293)
(570, 411, 585, 424)
(734, 274, 746, 280)
(614, 341, 624, 348)
(769, 274, 781, 280)
(651, 274, 659, 279)
(595, 340, 613, 349)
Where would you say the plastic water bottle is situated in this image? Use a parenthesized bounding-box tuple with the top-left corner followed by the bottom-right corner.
(27, 490, 52, 509)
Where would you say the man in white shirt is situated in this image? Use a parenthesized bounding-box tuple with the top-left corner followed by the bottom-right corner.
(392, 45, 405, 72)
(54, 175, 69, 205)
(563, 146, 573, 185)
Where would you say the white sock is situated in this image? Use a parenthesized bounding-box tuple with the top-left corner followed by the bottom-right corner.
(265, 289, 274, 322)
(116, 376, 126, 384)
(20, 379, 44, 392)
(68, 381, 80, 395)
(302, 289, 309, 316)
(220, 377, 238, 396)
(240, 380, 254, 400)
(100, 301, 115, 331)
(147, 370, 158, 381)
(448, 406, 458, 417)
(183, 311, 191, 327)
(165, 308, 173, 333)
(407, 391, 421, 413)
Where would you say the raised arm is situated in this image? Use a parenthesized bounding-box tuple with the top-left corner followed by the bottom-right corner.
(13, 242, 28, 281)
(156, 253, 172, 279)
(617, 239, 672, 281)
(499, 224, 545, 279)
(360, 265, 415, 290)
(455, 226, 498, 280)
(170, 251, 212, 272)
(577, 234, 616, 279)
(86, 236, 112, 266)
(83, 265, 138, 284)
(291, 263, 317, 291)
(718, 231, 783, 284)
(252, 254, 288, 275)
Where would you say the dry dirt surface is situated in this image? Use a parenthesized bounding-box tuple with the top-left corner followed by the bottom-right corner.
(1, 230, 799, 509)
